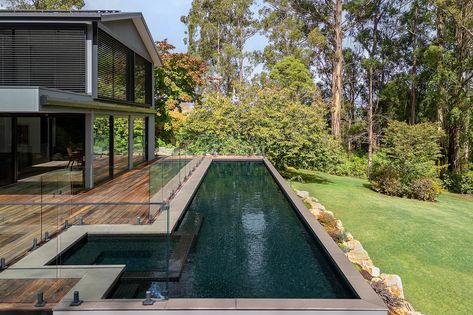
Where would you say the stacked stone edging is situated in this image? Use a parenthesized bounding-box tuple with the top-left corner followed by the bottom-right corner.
(294, 189, 423, 315)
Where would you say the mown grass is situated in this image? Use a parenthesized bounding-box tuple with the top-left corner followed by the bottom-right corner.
(289, 170, 473, 315)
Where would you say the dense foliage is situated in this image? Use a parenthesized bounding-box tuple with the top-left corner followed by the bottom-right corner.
(1, 0, 84, 9)
(369, 121, 444, 201)
(154, 41, 207, 144)
(443, 169, 473, 194)
(268, 56, 317, 104)
(181, 0, 472, 197)
(179, 86, 339, 170)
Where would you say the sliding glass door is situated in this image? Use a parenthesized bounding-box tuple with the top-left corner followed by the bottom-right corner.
(93, 115, 145, 184)
(133, 117, 146, 166)
(0, 114, 85, 188)
(93, 115, 112, 185)
(16, 117, 49, 180)
(0, 117, 13, 186)
(113, 116, 129, 176)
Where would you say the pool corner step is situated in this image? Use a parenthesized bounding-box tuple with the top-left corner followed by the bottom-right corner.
(120, 215, 203, 282)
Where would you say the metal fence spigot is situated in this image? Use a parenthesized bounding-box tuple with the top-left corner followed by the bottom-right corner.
(142, 291, 155, 305)
(31, 238, 38, 250)
(70, 291, 83, 306)
(34, 291, 46, 307)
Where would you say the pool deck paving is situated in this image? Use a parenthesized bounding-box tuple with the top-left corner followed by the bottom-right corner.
(0, 156, 387, 314)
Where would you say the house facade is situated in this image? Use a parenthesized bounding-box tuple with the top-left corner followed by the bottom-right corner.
(0, 10, 160, 189)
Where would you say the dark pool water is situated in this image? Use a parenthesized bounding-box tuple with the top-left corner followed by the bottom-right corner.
(49, 235, 173, 272)
(109, 162, 357, 299)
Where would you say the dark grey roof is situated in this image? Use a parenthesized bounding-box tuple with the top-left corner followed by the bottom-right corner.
(0, 10, 143, 21)
(0, 10, 161, 66)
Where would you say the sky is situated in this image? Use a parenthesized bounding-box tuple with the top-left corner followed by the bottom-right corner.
(84, 0, 268, 54)
(84, 0, 193, 52)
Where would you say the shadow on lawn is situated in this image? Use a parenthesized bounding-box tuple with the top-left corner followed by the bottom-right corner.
(282, 168, 332, 184)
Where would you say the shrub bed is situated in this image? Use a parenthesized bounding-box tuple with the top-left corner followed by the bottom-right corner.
(369, 121, 444, 201)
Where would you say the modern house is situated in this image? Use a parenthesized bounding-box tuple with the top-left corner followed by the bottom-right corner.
(0, 10, 160, 189)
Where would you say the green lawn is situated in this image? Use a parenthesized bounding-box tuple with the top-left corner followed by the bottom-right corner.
(290, 170, 473, 315)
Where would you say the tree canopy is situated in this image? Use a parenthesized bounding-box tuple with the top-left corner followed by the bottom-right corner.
(1, 0, 84, 9)
(154, 40, 207, 144)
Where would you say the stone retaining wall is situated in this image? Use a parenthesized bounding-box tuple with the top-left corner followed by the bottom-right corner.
(294, 189, 423, 315)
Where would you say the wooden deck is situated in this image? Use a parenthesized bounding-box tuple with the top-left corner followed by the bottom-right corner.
(0, 156, 200, 312)
(0, 278, 80, 311)
(0, 160, 160, 265)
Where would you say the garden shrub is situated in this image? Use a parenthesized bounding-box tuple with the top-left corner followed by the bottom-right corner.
(409, 178, 443, 201)
(179, 87, 340, 171)
(443, 169, 473, 194)
(331, 154, 368, 178)
(369, 163, 402, 196)
(369, 121, 444, 201)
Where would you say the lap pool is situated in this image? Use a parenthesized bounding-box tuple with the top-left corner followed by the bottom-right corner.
(52, 161, 357, 300)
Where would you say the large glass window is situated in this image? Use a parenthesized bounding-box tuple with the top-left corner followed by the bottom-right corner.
(133, 117, 146, 166)
(97, 30, 130, 102)
(16, 117, 49, 179)
(93, 116, 111, 184)
(134, 55, 149, 104)
(97, 29, 152, 105)
(0, 117, 13, 186)
(0, 115, 85, 188)
(113, 116, 129, 175)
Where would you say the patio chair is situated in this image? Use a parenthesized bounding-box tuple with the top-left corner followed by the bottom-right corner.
(67, 147, 83, 168)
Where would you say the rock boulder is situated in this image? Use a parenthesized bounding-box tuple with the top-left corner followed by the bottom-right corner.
(296, 190, 310, 199)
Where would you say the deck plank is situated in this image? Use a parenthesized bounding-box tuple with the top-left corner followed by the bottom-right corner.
(0, 160, 158, 265)
(0, 278, 79, 310)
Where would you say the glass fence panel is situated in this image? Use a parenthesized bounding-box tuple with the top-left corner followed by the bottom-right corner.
(149, 151, 194, 203)
(0, 203, 42, 265)
(0, 151, 214, 306)
(0, 173, 44, 265)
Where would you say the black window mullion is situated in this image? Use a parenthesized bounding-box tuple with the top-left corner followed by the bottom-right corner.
(109, 116, 114, 178)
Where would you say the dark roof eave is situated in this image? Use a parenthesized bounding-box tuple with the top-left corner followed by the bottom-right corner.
(0, 10, 162, 67)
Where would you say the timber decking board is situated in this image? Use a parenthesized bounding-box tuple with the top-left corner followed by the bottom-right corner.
(0, 278, 80, 309)
(0, 160, 159, 264)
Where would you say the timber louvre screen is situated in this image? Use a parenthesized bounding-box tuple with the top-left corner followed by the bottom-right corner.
(0, 26, 86, 93)
(97, 29, 152, 105)
(97, 29, 131, 102)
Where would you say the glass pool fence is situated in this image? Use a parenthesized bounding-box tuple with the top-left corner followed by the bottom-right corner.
(0, 150, 205, 271)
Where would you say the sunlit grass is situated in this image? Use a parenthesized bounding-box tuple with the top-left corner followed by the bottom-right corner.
(289, 170, 473, 315)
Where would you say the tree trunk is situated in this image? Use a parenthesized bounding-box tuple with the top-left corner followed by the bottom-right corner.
(239, 27, 244, 86)
(448, 8, 466, 172)
(409, 1, 418, 125)
(331, 0, 343, 140)
(448, 126, 461, 171)
(435, 4, 446, 168)
(347, 66, 356, 155)
(367, 2, 380, 168)
(368, 66, 374, 167)
(436, 4, 445, 127)
(465, 113, 470, 168)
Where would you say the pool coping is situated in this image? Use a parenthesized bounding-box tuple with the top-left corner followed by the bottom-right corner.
(1, 156, 387, 314)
